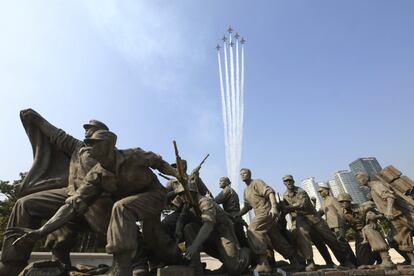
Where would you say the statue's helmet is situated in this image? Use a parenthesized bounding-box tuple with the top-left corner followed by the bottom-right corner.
(282, 175, 294, 182)
(171, 160, 188, 172)
(337, 193, 352, 202)
(83, 119, 109, 131)
(317, 182, 330, 192)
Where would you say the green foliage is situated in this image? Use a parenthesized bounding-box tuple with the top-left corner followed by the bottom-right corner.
(0, 173, 49, 251)
(0, 173, 26, 248)
(345, 227, 356, 241)
(377, 216, 392, 236)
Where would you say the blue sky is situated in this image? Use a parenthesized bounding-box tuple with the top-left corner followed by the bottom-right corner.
(1, 1, 413, 197)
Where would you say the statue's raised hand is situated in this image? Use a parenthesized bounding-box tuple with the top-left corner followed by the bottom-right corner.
(20, 108, 42, 123)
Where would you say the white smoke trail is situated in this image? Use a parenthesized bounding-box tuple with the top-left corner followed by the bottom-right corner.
(229, 36, 238, 186)
(240, 44, 245, 163)
(235, 38, 241, 173)
(217, 51, 230, 173)
(223, 42, 232, 178)
(217, 29, 245, 193)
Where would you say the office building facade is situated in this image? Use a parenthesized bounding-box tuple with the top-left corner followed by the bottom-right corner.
(334, 170, 366, 203)
(301, 177, 323, 210)
(349, 157, 382, 178)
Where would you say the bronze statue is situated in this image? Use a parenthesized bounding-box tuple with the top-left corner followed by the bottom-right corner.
(337, 193, 380, 266)
(281, 175, 354, 271)
(361, 210, 395, 268)
(317, 183, 357, 265)
(0, 109, 112, 276)
(237, 169, 301, 273)
(9, 129, 181, 276)
(213, 176, 248, 247)
(176, 182, 250, 275)
(356, 171, 414, 265)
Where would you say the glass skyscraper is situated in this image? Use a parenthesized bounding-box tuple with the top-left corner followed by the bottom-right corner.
(334, 170, 366, 203)
(349, 157, 382, 178)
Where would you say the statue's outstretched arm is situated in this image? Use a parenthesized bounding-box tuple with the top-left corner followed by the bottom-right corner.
(8, 197, 88, 246)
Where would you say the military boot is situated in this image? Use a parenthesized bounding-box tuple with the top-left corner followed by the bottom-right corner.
(288, 254, 304, 271)
(133, 265, 149, 276)
(379, 251, 395, 269)
(0, 261, 27, 276)
(189, 255, 204, 276)
(254, 255, 272, 273)
(51, 248, 71, 270)
(305, 259, 316, 272)
(106, 252, 133, 276)
(406, 252, 414, 266)
(340, 260, 356, 269)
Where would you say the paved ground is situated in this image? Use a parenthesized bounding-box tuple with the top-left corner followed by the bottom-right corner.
(203, 242, 406, 270)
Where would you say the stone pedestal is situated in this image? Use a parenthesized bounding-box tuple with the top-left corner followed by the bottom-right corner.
(18, 260, 65, 276)
(157, 265, 195, 276)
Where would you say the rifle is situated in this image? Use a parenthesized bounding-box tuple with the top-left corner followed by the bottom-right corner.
(158, 173, 173, 181)
(190, 154, 213, 197)
(191, 154, 210, 175)
(276, 192, 287, 216)
(276, 192, 282, 203)
(173, 140, 201, 216)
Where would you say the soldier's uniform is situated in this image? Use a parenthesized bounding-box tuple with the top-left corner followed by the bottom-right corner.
(339, 196, 379, 265)
(162, 174, 209, 239)
(360, 210, 395, 268)
(184, 195, 250, 275)
(283, 186, 351, 266)
(319, 191, 357, 265)
(367, 179, 414, 254)
(82, 147, 181, 264)
(307, 196, 334, 265)
(214, 185, 248, 247)
(1, 128, 112, 269)
(320, 196, 345, 232)
(243, 179, 297, 260)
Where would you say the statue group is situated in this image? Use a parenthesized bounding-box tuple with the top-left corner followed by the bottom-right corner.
(1, 109, 414, 276)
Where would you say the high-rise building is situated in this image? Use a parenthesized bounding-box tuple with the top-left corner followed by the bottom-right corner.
(328, 178, 345, 197)
(349, 157, 382, 179)
(301, 177, 323, 210)
(334, 170, 366, 203)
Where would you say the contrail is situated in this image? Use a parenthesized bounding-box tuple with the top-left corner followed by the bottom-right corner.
(229, 35, 237, 184)
(216, 27, 245, 192)
(217, 51, 230, 172)
(235, 37, 241, 169)
(240, 43, 245, 163)
(223, 41, 232, 175)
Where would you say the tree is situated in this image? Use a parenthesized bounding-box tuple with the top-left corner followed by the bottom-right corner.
(0, 173, 26, 248)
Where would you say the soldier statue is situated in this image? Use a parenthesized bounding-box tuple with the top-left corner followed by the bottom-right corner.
(214, 176, 248, 247)
(237, 169, 301, 273)
(0, 109, 112, 276)
(356, 171, 414, 265)
(337, 193, 380, 265)
(317, 183, 357, 265)
(177, 182, 250, 275)
(361, 210, 395, 268)
(10, 130, 182, 275)
(281, 175, 354, 271)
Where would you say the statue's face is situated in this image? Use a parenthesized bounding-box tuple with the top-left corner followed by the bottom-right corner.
(89, 140, 112, 160)
(85, 126, 98, 139)
(240, 170, 251, 182)
(356, 174, 369, 186)
(318, 188, 329, 198)
(219, 177, 229, 188)
(284, 179, 295, 190)
(340, 201, 351, 209)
